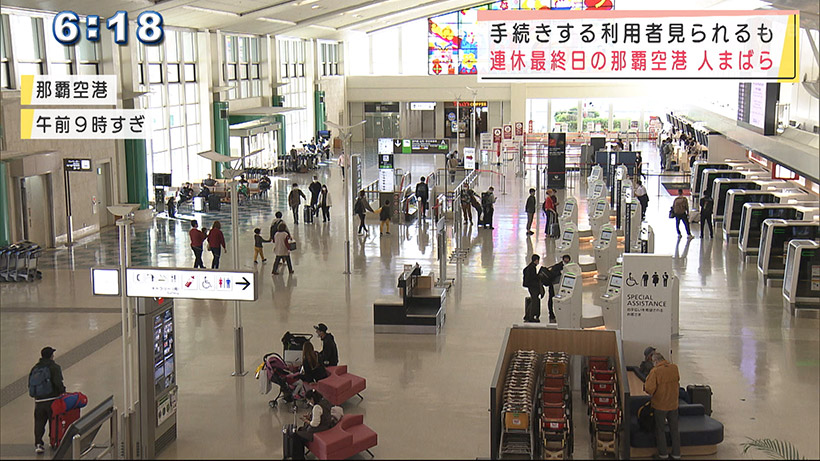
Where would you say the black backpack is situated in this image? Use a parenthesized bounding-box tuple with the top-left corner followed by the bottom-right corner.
(29, 365, 53, 399)
(637, 401, 655, 432)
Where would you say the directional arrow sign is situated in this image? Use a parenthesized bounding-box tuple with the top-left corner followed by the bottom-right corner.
(124, 267, 257, 301)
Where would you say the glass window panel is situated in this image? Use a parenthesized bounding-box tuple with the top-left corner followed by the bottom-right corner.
(10, 15, 42, 61)
(169, 105, 182, 127)
(239, 37, 248, 63)
(148, 63, 163, 83)
(167, 63, 180, 83)
(239, 64, 248, 80)
(170, 126, 184, 148)
(182, 32, 196, 61)
(44, 16, 71, 62)
(186, 124, 199, 144)
(1, 63, 9, 89)
(227, 88, 237, 100)
(148, 85, 164, 107)
(226, 64, 237, 81)
(240, 80, 249, 98)
(250, 64, 259, 79)
(78, 63, 98, 75)
(146, 44, 162, 62)
(50, 62, 72, 75)
(77, 36, 97, 62)
(185, 104, 199, 124)
(168, 83, 181, 105)
(225, 36, 237, 63)
(184, 63, 196, 82)
(252, 80, 261, 97)
(149, 107, 166, 129)
(184, 82, 198, 103)
(17, 62, 42, 76)
(250, 37, 259, 62)
(171, 148, 187, 180)
(0, 15, 8, 60)
(152, 152, 170, 173)
(152, 129, 167, 152)
(165, 30, 178, 62)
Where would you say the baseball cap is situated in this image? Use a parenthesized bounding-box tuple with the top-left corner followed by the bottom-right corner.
(41, 346, 56, 358)
(313, 323, 328, 333)
(643, 346, 656, 358)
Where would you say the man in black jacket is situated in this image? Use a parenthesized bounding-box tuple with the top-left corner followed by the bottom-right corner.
(539, 254, 571, 323)
(314, 323, 339, 367)
(29, 346, 65, 454)
(308, 176, 322, 217)
(523, 254, 545, 322)
(415, 177, 429, 218)
(699, 192, 714, 239)
(525, 188, 537, 235)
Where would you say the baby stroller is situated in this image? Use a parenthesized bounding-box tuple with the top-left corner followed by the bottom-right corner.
(258, 352, 301, 408)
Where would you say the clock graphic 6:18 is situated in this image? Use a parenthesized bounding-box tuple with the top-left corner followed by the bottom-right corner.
(53, 10, 164, 46)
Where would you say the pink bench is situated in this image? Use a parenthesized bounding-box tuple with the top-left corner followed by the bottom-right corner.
(308, 366, 366, 406)
(306, 414, 377, 460)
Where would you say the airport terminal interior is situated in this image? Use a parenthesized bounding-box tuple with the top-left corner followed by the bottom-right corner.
(0, 0, 819, 460)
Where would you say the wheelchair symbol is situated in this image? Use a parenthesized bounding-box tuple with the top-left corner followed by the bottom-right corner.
(626, 272, 639, 287)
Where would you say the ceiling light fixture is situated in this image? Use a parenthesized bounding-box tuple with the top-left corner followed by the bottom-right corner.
(181, 5, 240, 17)
(295, 0, 319, 5)
(311, 4, 322, 9)
(308, 24, 336, 31)
(258, 17, 297, 25)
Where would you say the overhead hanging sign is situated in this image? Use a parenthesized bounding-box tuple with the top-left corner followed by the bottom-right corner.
(463, 147, 476, 170)
(392, 138, 450, 154)
(125, 268, 258, 301)
(476, 10, 799, 81)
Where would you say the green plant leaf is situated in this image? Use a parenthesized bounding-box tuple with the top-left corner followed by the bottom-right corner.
(741, 437, 804, 460)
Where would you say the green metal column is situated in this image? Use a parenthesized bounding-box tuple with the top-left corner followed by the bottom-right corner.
(314, 90, 326, 137)
(213, 101, 230, 178)
(124, 139, 149, 209)
(0, 161, 11, 246)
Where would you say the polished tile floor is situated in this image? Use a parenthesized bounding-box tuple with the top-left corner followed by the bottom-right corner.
(1, 146, 818, 459)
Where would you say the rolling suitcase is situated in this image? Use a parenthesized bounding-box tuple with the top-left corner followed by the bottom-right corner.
(687, 384, 712, 415)
(304, 205, 314, 224)
(50, 408, 80, 448)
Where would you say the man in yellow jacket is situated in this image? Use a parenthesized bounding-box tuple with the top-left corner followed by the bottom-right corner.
(644, 352, 681, 460)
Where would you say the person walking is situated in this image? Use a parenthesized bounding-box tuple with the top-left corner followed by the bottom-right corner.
(644, 352, 682, 460)
(308, 176, 322, 217)
(699, 193, 714, 239)
(207, 221, 226, 269)
(525, 188, 537, 235)
(634, 180, 649, 221)
(469, 188, 483, 223)
(338, 153, 346, 179)
(672, 189, 692, 238)
(522, 254, 544, 322)
(272, 223, 295, 275)
(288, 183, 307, 225)
(189, 220, 207, 269)
(29, 346, 65, 454)
(377, 199, 392, 235)
(481, 187, 497, 229)
(415, 177, 429, 219)
(460, 188, 473, 225)
(166, 196, 176, 218)
(269, 211, 289, 241)
(319, 185, 332, 222)
(448, 153, 459, 184)
(354, 190, 374, 235)
(540, 254, 570, 323)
(252, 228, 269, 264)
(543, 188, 558, 238)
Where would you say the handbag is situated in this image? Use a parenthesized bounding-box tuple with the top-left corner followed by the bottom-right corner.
(288, 240, 297, 251)
(689, 210, 700, 223)
(668, 207, 675, 219)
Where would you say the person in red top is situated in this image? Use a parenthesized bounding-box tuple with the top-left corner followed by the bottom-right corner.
(189, 220, 208, 269)
(206, 220, 226, 269)
(542, 188, 557, 238)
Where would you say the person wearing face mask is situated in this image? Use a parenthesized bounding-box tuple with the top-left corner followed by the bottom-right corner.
(522, 254, 545, 322)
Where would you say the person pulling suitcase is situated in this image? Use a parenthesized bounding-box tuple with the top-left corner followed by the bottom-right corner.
(29, 346, 65, 454)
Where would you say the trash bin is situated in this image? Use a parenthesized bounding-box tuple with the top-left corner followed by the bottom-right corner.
(193, 197, 205, 212)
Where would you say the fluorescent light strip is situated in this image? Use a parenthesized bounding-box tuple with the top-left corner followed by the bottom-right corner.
(182, 5, 239, 17)
(309, 24, 336, 31)
(258, 17, 297, 25)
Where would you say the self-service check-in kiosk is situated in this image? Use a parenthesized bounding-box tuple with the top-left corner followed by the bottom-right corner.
(758, 219, 820, 280)
(556, 222, 580, 264)
(691, 160, 762, 199)
(587, 166, 603, 193)
(724, 190, 814, 239)
(594, 224, 618, 280)
(554, 263, 582, 328)
(136, 297, 178, 460)
(711, 179, 785, 221)
(639, 223, 655, 253)
(589, 199, 611, 240)
(560, 196, 579, 227)
(783, 240, 820, 309)
(599, 265, 623, 330)
(700, 169, 767, 206)
(623, 198, 642, 253)
(738, 204, 819, 255)
(588, 180, 607, 204)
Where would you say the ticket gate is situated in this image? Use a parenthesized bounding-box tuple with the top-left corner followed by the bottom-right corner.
(783, 240, 820, 308)
(589, 199, 611, 240)
(594, 224, 618, 280)
(554, 263, 583, 329)
(711, 179, 785, 220)
(555, 222, 580, 264)
(758, 219, 820, 279)
(623, 199, 642, 253)
(738, 204, 818, 255)
(639, 223, 655, 253)
(599, 265, 623, 330)
(724, 190, 814, 239)
(136, 297, 178, 460)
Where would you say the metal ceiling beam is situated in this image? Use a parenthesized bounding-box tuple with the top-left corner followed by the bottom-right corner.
(272, 0, 398, 35)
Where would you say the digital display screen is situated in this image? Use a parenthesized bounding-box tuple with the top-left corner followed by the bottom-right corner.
(153, 307, 176, 393)
(610, 275, 622, 288)
(596, 202, 605, 211)
(594, 185, 603, 194)
(561, 276, 576, 289)
(564, 203, 573, 213)
(562, 231, 573, 241)
(601, 230, 612, 240)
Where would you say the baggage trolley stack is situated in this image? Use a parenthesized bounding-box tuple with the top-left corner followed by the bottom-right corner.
(0, 242, 43, 283)
(539, 352, 572, 459)
(584, 356, 621, 458)
(500, 350, 539, 459)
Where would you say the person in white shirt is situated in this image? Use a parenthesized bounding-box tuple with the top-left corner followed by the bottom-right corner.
(271, 223, 294, 275)
(634, 180, 649, 221)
